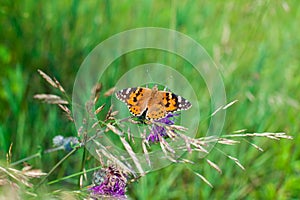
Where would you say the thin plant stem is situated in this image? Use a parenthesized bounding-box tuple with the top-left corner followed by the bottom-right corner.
(10, 153, 41, 166)
(34, 146, 79, 189)
(47, 165, 103, 185)
(10, 146, 64, 166)
(78, 143, 87, 188)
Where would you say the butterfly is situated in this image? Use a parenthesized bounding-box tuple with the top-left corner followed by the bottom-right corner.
(115, 85, 192, 120)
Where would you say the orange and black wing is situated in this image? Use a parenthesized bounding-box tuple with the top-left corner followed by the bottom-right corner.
(115, 87, 151, 116)
(159, 91, 192, 112)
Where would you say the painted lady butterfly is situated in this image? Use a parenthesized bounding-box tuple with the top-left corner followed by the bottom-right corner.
(115, 85, 192, 120)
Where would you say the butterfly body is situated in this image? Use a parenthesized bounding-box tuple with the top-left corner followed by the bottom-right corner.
(116, 85, 192, 120)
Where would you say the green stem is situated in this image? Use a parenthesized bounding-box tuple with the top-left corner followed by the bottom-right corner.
(10, 146, 64, 166)
(48, 165, 103, 185)
(10, 152, 41, 166)
(34, 146, 79, 189)
(78, 143, 87, 188)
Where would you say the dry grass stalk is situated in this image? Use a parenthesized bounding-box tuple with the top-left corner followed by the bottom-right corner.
(217, 138, 240, 145)
(179, 159, 194, 164)
(110, 111, 119, 117)
(104, 87, 116, 97)
(178, 133, 192, 153)
(159, 136, 175, 154)
(0, 165, 46, 189)
(34, 94, 68, 104)
(92, 121, 100, 129)
(206, 159, 222, 174)
(178, 134, 208, 153)
(128, 118, 141, 124)
(169, 124, 188, 131)
(58, 104, 74, 121)
(92, 83, 102, 104)
(210, 100, 238, 117)
(37, 69, 66, 93)
(105, 105, 114, 121)
(53, 77, 65, 93)
(94, 104, 106, 115)
(159, 137, 169, 158)
(20, 166, 47, 178)
(232, 129, 247, 133)
(190, 140, 209, 153)
(94, 142, 135, 176)
(227, 155, 245, 170)
(95, 148, 105, 166)
(222, 100, 238, 110)
(77, 126, 83, 137)
(85, 100, 94, 118)
(106, 124, 123, 136)
(0, 166, 31, 187)
(120, 137, 144, 175)
(210, 106, 223, 117)
(128, 128, 135, 144)
(142, 141, 151, 167)
(158, 135, 178, 163)
(224, 132, 292, 140)
(165, 128, 177, 140)
(195, 172, 213, 188)
(127, 127, 131, 142)
(245, 140, 264, 152)
(58, 104, 71, 115)
(37, 69, 57, 89)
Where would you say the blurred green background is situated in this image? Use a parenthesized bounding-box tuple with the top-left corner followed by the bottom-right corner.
(1, 0, 299, 199)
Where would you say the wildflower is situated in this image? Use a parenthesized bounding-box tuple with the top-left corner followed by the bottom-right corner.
(89, 165, 128, 199)
(147, 113, 178, 143)
(52, 135, 79, 152)
(63, 137, 79, 152)
(52, 135, 64, 146)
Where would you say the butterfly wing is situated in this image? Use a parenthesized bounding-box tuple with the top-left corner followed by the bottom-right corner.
(116, 86, 192, 120)
(146, 104, 167, 120)
(146, 91, 167, 120)
(159, 91, 192, 112)
(146, 91, 192, 120)
(115, 87, 152, 116)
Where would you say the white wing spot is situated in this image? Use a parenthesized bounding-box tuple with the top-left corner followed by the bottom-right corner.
(126, 88, 131, 94)
(178, 96, 182, 103)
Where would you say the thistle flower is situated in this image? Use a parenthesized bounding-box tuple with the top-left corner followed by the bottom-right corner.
(52, 135, 79, 152)
(147, 113, 178, 143)
(52, 135, 64, 146)
(89, 165, 128, 199)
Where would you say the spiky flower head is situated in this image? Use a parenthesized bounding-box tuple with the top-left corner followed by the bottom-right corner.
(147, 113, 178, 143)
(89, 165, 128, 199)
(52, 135, 79, 152)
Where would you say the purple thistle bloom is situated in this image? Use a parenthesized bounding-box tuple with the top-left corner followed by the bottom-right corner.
(89, 166, 128, 199)
(147, 113, 178, 143)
